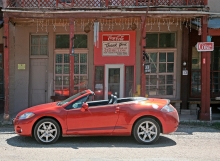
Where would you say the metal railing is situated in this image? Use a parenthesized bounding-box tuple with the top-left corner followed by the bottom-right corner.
(5, 0, 207, 9)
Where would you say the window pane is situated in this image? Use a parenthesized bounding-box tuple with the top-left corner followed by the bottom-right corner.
(74, 76, 79, 85)
(55, 76, 62, 85)
(167, 63, 174, 72)
(63, 76, 69, 85)
(146, 86, 157, 96)
(55, 65, 62, 74)
(74, 54, 79, 63)
(80, 54, 87, 63)
(159, 53, 166, 62)
(159, 63, 166, 73)
(149, 75, 157, 85)
(74, 34, 88, 48)
(146, 33, 158, 48)
(167, 85, 173, 95)
(64, 54, 69, 63)
(74, 65, 79, 74)
(40, 36, 48, 45)
(150, 63, 157, 73)
(167, 75, 173, 84)
(31, 46, 38, 55)
(31, 36, 38, 45)
(94, 66, 104, 100)
(167, 52, 174, 62)
(56, 54, 62, 63)
(80, 65, 87, 74)
(159, 33, 175, 48)
(40, 46, 47, 55)
(64, 65, 69, 74)
(56, 35, 69, 48)
(192, 47, 201, 69)
(125, 66, 134, 97)
(158, 85, 165, 95)
(149, 53, 157, 62)
(95, 66, 104, 81)
(191, 71, 201, 94)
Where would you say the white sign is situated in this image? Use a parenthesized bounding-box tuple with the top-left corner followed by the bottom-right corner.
(196, 42, 214, 52)
(182, 70, 188, 75)
(102, 34, 130, 56)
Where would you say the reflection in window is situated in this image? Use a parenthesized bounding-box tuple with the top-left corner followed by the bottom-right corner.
(125, 66, 134, 97)
(146, 33, 175, 48)
(94, 66, 104, 100)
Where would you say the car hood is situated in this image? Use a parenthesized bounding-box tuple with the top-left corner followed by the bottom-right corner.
(16, 102, 59, 117)
(146, 98, 170, 109)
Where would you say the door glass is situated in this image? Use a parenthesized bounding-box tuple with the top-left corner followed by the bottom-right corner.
(108, 68, 120, 99)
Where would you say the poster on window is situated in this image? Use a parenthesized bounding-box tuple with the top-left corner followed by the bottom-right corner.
(102, 34, 130, 56)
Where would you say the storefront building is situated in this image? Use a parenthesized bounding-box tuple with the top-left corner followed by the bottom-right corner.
(1, 0, 213, 120)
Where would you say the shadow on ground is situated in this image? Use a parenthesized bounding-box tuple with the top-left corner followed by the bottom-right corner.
(6, 135, 176, 149)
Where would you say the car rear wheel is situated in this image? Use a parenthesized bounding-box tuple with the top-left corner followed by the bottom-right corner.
(133, 118, 160, 144)
(33, 118, 60, 144)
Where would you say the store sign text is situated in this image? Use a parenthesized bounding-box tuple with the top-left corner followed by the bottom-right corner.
(102, 34, 130, 56)
(196, 42, 214, 52)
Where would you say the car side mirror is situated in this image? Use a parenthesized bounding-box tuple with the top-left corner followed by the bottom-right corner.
(81, 103, 89, 112)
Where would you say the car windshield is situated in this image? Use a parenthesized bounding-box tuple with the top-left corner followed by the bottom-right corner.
(57, 90, 87, 106)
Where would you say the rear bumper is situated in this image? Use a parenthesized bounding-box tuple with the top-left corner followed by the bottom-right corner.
(161, 111, 179, 134)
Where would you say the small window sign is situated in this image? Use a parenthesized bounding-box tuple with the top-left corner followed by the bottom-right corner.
(18, 64, 25, 70)
(182, 69, 188, 75)
(144, 63, 151, 73)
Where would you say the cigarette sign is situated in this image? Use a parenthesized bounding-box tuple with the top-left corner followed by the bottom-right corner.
(196, 42, 214, 52)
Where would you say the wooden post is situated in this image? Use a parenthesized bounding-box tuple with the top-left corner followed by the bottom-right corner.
(200, 16, 210, 121)
(69, 18, 74, 96)
(141, 16, 146, 97)
(3, 16, 9, 121)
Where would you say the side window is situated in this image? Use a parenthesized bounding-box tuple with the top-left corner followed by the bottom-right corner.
(72, 96, 88, 109)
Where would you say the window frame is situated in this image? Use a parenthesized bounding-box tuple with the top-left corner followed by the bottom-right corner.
(145, 48, 177, 98)
(30, 34, 48, 58)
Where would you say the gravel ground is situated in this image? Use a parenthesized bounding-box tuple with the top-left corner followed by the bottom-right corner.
(0, 124, 220, 161)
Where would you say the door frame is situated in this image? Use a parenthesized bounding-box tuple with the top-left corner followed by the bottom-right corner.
(104, 64, 124, 99)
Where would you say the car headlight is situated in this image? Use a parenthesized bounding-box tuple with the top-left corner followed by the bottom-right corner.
(161, 104, 175, 113)
(19, 112, 35, 120)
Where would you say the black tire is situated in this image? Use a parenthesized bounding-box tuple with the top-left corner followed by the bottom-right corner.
(133, 118, 160, 144)
(33, 118, 60, 144)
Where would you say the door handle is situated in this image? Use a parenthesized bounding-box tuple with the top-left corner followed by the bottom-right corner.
(115, 107, 120, 113)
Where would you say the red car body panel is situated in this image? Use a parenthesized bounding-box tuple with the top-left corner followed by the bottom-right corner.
(13, 89, 179, 138)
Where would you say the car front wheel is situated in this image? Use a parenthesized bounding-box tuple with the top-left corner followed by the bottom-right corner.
(33, 118, 60, 144)
(133, 118, 160, 144)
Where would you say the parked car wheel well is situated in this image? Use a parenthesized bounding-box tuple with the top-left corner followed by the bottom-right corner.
(32, 116, 62, 137)
(132, 115, 163, 134)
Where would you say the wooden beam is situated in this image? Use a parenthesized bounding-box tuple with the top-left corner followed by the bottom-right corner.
(200, 15, 210, 121)
(208, 29, 220, 36)
(3, 16, 9, 121)
(69, 18, 74, 96)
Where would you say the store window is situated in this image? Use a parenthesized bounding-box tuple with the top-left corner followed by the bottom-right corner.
(30, 35, 48, 55)
(145, 51, 176, 98)
(54, 34, 88, 96)
(74, 53, 88, 94)
(54, 53, 70, 96)
(55, 34, 88, 49)
(146, 33, 175, 48)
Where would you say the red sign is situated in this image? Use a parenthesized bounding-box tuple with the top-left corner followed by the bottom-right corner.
(196, 42, 214, 52)
(102, 34, 130, 56)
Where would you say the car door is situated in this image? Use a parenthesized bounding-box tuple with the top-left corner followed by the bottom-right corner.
(66, 99, 119, 135)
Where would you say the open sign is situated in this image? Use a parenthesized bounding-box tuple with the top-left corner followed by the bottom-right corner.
(196, 42, 214, 52)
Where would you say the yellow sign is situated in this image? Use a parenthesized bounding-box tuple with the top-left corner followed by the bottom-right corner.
(18, 64, 25, 70)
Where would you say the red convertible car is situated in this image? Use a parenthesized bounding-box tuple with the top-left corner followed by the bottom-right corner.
(13, 89, 179, 144)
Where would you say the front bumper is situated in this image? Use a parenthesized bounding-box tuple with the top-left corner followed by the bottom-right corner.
(13, 117, 35, 136)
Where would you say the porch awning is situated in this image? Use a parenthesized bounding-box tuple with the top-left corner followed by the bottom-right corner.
(192, 18, 220, 29)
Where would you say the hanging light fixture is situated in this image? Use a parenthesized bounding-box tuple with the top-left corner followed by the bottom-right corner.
(130, 22, 137, 30)
(84, 23, 91, 33)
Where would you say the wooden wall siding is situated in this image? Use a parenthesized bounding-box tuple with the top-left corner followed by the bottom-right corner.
(6, 0, 207, 8)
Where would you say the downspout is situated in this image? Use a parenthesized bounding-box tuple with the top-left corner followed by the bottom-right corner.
(3, 16, 10, 121)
